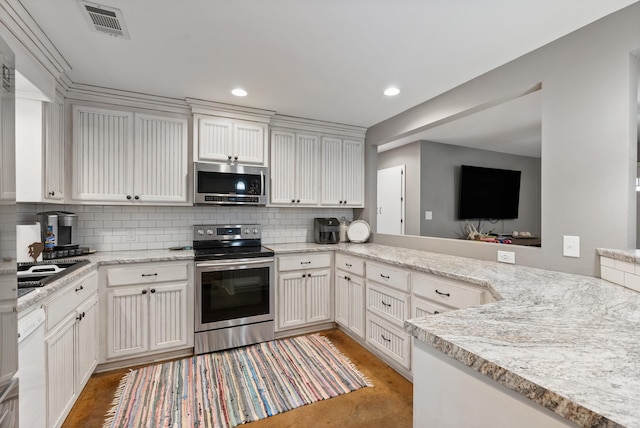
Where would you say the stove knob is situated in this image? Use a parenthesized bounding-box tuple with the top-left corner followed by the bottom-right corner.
(252, 228, 259, 234)
(197, 229, 205, 235)
(244, 228, 251, 234)
(206, 229, 214, 235)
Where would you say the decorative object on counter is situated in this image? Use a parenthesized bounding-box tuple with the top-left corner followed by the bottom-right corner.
(314, 217, 341, 244)
(104, 334, 371, 428)
(339, 216, 350, 242)
(17, 223, 43, 262)
(27, 242, 44, 262)
(347, 220, 370, 243)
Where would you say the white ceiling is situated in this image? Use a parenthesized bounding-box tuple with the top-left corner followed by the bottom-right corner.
(20, 0, 638, 128)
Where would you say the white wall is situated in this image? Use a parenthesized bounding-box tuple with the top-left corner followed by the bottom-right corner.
(366, 3, 640, 276)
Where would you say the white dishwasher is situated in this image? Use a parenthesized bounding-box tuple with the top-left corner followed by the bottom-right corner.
(17, 307, 45, 428)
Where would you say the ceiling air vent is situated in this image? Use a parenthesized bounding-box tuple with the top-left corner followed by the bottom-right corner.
(78, 1, 130, 39)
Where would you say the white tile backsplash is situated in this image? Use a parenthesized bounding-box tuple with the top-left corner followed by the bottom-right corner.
(18, 203, 354, 252)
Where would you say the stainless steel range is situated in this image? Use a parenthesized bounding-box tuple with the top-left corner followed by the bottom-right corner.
(193, 224, 274, 354)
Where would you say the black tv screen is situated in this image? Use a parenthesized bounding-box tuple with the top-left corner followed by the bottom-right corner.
(458, 165, 521, 220)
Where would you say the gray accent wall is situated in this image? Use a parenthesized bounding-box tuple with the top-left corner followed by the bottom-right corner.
(420, 141, 541, 239)
(365, 3, 640, 276)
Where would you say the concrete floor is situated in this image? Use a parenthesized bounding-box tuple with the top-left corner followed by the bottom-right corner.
(62, 329, 413, 428)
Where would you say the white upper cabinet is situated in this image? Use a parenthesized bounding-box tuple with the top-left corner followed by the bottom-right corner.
(72, 105, 188, 204)
(321, 137, 364, 207)
(270, 130, 318, 206)
(43, 99, 65, 201)
(196, 116, 267, 165)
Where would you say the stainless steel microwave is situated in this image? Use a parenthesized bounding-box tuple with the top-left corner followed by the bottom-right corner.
(194, 162, 269, 205)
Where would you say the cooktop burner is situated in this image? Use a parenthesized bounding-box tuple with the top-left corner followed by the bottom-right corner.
(193, 224, 273, 261)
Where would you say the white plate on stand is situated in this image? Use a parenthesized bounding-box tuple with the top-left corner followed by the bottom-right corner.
(347, 220, 371, 243)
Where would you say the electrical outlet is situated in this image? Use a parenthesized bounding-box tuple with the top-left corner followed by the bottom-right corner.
(497, 250, 515, 264)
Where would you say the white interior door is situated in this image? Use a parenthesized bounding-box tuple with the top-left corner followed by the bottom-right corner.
(377, 165, 405, 235)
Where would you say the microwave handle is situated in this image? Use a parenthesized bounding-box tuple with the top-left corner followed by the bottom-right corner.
(261, 170, 265, 196)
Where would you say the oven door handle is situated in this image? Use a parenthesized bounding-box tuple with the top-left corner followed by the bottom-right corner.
(196, 258, 274, 268)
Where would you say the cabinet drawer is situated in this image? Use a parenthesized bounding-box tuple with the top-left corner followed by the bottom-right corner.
(106, 262, 189, 287)
(278, 253, 332, 272)
(412, 297, 450, 318)
(366, 313, 411, 370)
(335, 254, 364, 276)
(413, 272, 485, 309)
(45, 270, 98, 332)
(366, 262, 410, 292)
(366, 283, 409, 327)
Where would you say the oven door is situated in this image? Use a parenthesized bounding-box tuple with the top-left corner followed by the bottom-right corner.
(195, 258, 274, 332)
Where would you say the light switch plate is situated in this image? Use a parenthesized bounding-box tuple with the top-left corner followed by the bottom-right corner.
(563, 235, 580, 257)
(425, 211, 432, 220)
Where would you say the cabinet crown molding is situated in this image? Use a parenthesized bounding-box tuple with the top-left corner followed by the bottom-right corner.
(271, 114, 366, 139)
(187, 98, 276, 123)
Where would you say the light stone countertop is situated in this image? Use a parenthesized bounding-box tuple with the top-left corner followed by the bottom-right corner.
(271, 243, 639, 427)
(596, 247, 640, 264)
(17, 249, 194, 312)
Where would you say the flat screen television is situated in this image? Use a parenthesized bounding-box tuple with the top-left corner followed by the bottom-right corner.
(458, 165, 521, 220)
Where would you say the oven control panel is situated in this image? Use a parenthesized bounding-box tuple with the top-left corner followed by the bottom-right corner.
(193, 224, 262, 241)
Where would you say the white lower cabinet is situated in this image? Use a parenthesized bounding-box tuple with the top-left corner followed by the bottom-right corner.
(44, 270, 98, 428)
(100, 261, 193, 363)
(334, 254, 365, 339)
(366, 312, 411, 370)
(276, 253, 333, 331)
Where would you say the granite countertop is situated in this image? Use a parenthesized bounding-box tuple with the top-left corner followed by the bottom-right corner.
(17, 249, 194, 312)
(597, 248, 640, 264)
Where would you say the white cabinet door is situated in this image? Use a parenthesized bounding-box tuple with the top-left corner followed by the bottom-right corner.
(43, 99, 65, 202)
(349, 275, 365, 338)
(270, 131, 318, 205)
(270, 131, 297, 204)
(334, 273, 349, 328)
(72, 105, 134, 202)
(75, 294, 98, 391)
(198, 116, 233, 162)
(342, 139, 364, 206)
(234, 120, 266, 165)
(320, 137, 364, 207)
(149, 282, 189, 351)
(197, 117, 267, 165)
(106, 286, 149, 359)
(277, 271, 306, 330)
(306, 268, 331, 324)
(295, 134, 319, 205)
(0, 91, 15, 201)
(320, 136, 343, 205)
(134, 113, 188, 203)
(46, 315, 76, 428)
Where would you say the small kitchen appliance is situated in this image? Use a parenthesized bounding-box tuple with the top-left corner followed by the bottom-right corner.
(194, 162, 269, 206)
(193, 224, 275, 354)
(314, 218, 340, 244)
(36, 211, 81, 258)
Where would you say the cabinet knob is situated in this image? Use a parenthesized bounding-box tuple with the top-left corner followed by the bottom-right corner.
(296, 199, 300, 203)
(434, 311, 440, 315)
(234, 156, 238, 161)
(142, 289, 148, 295)
(291, 199, 295, 203)
(228, 155, 232, 160)
(150, 288, 156, 293)
(343, 200, 347, 204)
(134, 195, 140, 200)
(126, 195, 132, 200)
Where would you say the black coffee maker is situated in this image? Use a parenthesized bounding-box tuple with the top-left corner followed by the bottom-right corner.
(314, 218, 340, 244)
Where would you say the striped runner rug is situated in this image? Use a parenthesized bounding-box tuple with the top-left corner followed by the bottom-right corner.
(104, 334, 372, 428)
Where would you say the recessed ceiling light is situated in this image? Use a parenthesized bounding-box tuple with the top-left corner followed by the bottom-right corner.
(231, 88, 248, 97)
(384, 87, 400, 96)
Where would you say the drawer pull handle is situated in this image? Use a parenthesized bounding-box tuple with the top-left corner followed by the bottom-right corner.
(345, 263, 352, 267)
(434, 310, 440, 315)
(381, 334, 391, 342)
(435, 289, 450, 297)
(141, 273, 158, 277)
(380, 274, 390, 280)
(300, 261, 311, 265)
(75, 285, 84, 292)
(345, 276, 351, 281)
(381, 300, 391, 307)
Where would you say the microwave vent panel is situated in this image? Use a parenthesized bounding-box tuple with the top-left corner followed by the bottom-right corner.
(78, 1, 130, 39)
